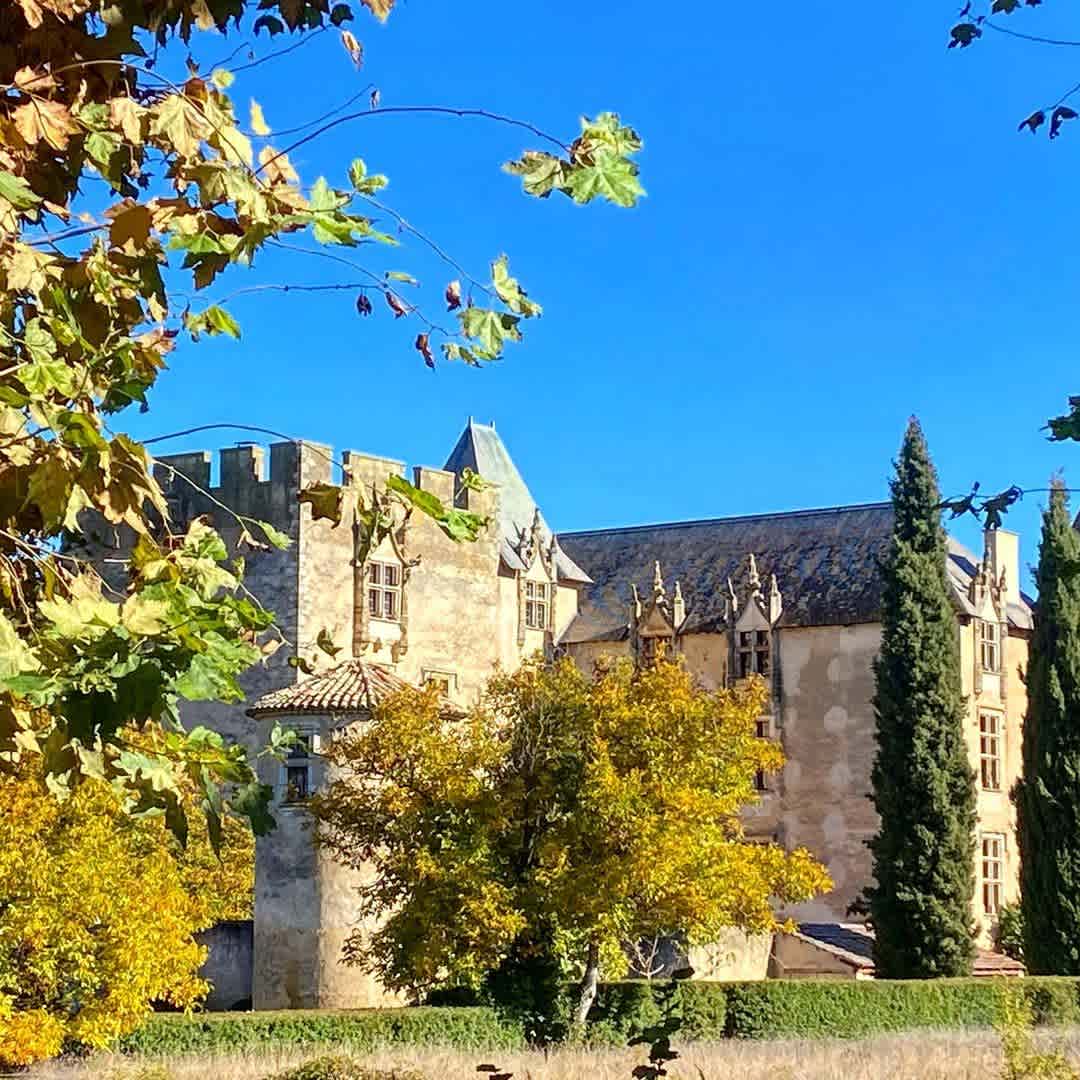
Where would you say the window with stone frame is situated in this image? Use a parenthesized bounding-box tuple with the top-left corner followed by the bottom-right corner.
(368, 561, 400, 621)
(754, 717, 771, 792)
(979, 712, 1003, 792)
(738, 630, 771, 678)
(980, 619, 1000, 674)
(525, 580, 548, 630)
(423, 670, 457, 698)
(981, 833, 1005, 916)
(282, 731, 319, 804)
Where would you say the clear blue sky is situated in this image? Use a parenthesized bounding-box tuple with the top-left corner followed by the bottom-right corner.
(132, 1, 1080, 585)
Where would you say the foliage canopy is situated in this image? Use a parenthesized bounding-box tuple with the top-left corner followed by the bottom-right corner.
(0, 0, 641, 840)
(311, 658, 830, 1025)
(0, 752, 251, 1066)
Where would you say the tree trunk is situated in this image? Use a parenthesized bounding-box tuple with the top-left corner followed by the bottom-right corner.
(574, 939, 600, 1027)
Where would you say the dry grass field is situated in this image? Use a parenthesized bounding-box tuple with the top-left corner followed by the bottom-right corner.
(26, 1028, 1080, 1080)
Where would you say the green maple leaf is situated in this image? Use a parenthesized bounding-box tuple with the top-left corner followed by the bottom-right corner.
(503, 151, 568, 198)
(184, 305, 241, 340)
(0, 170, 41, 211)
(0, 612, 40, 678)
(259, 520, 291, 549)
(460, 306, 521, 355)
(564, 157, 644, 208)
(117, 750, 180, 793)
(308, 177, 350, 213)
(233, 779, 276, 836)
(491, 255, 542, 317)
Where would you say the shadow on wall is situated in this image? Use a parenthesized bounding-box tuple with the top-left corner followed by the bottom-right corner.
(196, 919, 253, 1011)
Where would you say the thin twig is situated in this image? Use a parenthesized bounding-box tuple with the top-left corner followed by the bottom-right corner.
(256, 105, 570, 179)
(358, 194, 493, 299)
(985, 20, 1080, 47)
(230, 26, 327, 74)
(211, 281, 375, 304)
(270, 84, 374, 137)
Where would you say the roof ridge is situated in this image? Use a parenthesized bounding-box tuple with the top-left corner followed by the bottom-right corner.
(558, 501, 893, 539)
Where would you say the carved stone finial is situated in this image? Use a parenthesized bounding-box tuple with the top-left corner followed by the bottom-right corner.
(747, 553, 761, 593)
(674, 580, 683, 603)
(998, 564, 1008, 597)
(672, 580, 685, 627)
(631, 582, 642, 620)
(727, 576, 738, 619)
(767, 572, 783, 624)
(653, 561, 665, 600)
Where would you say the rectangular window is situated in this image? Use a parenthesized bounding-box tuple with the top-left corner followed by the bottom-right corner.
(368, 561, 400, 621)
(738, 631, 753, 678)
(981, 833, 1005, 916)
(979, 713, 1002, 792)
(755, 629, 770, 676)
(980, 620, 1000, 673)
(424, 671, 456, 697)
(283, 732, 317, 804)
(738, 630, 770, 677)
(525, 581, 548, 630)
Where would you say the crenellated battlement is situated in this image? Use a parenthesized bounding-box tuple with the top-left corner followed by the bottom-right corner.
(152, 440, 498, 529)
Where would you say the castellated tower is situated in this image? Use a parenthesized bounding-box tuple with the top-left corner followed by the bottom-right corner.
(126, 424, 589, 1009)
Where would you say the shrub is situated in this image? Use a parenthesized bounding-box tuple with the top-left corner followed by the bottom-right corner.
(584, 981, 727, 1045)
(723, 977, 1080, 1040)
(998, 904, 1026, 963)
(118, 977, 1080, 1053)
(263, 1056, 426, 1080)
(119, 1007, 524, 1056)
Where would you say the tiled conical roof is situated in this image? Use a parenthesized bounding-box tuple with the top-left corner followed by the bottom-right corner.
(246, 661, 415, 717)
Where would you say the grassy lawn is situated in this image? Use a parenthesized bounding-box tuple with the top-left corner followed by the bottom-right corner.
(26, 1028, 1080, 1080)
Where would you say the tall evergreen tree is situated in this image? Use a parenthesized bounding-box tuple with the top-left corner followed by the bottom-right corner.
(1017, 482, 1080, 974)
(865, 418, 976, 978)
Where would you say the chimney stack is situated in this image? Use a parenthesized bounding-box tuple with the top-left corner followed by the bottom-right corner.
(986, 528, 1020, 610)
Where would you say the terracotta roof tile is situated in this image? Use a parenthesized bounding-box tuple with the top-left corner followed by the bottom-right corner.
(246, 661, 416, 717)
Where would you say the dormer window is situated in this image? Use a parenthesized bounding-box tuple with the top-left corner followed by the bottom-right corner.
(640, 635, 667, 665)
(368, 561, 400, 621)
(980, 620, 1000, 673)
(525, 581, 548, 630)
(738, 630, 771, 678)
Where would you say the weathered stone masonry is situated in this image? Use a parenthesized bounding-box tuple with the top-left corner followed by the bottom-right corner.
(125, 420, 1031, 1003)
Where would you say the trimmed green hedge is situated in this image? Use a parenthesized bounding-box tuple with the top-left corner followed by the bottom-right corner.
(723, 976, 1080, 1039)
(120, 977, 1080, 1054)
(118, 1007, 525, 1055)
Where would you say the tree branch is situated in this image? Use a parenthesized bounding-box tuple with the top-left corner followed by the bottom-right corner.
(255, 105, 570, 179)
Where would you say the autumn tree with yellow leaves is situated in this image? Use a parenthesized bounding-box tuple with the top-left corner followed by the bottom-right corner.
(0, 0, 638, 1057)
(0, 752, 252, 1067)
(312, 659, 831, 1037)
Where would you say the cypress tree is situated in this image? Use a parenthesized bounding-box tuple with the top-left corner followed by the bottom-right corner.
(1017, 482, 1080, 973)
(865, 418, 976, 978)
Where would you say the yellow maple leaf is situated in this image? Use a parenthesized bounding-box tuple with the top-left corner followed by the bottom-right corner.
(12, 100, 80, 150)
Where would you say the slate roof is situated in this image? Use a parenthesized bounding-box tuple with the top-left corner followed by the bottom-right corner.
(246, 661, 416, 717)
(796, 923, 1024, 977)
(558, 505, 1034, 642)
(444, 420, 591, 585)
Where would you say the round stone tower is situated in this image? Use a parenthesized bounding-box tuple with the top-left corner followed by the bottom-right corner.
(246, 660, 416, 1010)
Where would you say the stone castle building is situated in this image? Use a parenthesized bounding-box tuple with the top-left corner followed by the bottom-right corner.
(140, 419, 1031, 1007)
